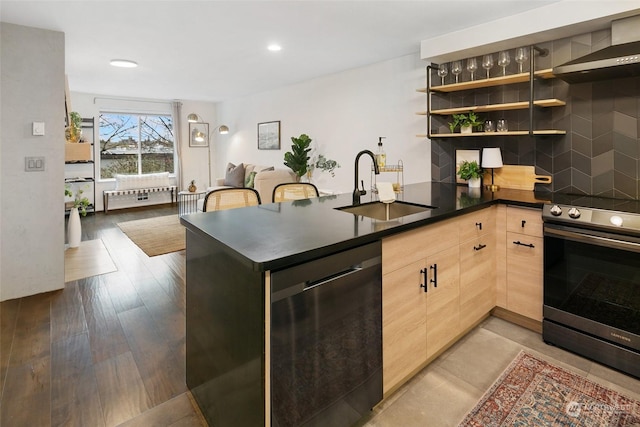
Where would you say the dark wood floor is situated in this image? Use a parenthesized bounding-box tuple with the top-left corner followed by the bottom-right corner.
(1, 205, 207, 427)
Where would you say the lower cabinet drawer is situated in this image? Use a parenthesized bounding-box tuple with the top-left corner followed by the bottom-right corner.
(506, 232, 543, 321)
(459, 235, 495, 331)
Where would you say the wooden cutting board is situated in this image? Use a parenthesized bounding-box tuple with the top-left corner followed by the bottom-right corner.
(483, 165, 552, 191)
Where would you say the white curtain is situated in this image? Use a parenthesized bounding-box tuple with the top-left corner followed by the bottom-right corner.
(172, 101, 183, 190)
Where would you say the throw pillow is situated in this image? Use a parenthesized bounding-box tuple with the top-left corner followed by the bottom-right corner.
(245, 171, 258, 188)
(224, 162, 245, 187)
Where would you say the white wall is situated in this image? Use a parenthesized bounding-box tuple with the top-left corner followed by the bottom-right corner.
(216, 53, 428, 194)
(70, 92, 217, 210)
(421, 1, 640, 63)
(1, 23, 65, 301)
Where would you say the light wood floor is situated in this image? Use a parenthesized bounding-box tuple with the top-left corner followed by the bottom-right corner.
(1, 205, 207, 427)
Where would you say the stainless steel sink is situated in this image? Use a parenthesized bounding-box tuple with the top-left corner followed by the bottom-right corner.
(336, 201, 435, 221)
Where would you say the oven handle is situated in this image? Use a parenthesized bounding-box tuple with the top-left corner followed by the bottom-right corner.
(544, 225, 640, 253)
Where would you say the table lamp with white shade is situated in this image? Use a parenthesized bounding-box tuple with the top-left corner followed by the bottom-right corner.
(482, 147, 503, 191)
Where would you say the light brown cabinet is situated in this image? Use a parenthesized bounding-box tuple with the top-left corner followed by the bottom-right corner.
(458, 206, 496, 332)
(382, 203, 544, 395)
(382, 218, 460, 393)
(504, 206, 543, 321)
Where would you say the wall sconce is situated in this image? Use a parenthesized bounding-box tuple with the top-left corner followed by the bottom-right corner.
(482, 147, 503, 192)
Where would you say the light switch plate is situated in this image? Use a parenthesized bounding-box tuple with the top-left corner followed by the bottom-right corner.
(32, 122, 45, 136)
(25, 156, 45, 171)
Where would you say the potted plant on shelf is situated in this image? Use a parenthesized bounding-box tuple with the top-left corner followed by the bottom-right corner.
(65, 111, 83, 143)
(65, 185, 91, 248)
(448, 112, 483, 134)
(457, 160, 483, 188)
(284, 134, 312, 181)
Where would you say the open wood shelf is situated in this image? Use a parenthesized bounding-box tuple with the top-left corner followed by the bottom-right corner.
(417, 69, 555, 93)
(418, 99, 565, 116)
(417, 130, 566, 138)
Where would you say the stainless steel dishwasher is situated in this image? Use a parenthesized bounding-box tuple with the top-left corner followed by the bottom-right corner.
(270, 241, 382, 427)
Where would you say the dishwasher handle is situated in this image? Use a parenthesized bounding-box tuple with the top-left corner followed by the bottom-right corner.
(304, 266, 364, 292)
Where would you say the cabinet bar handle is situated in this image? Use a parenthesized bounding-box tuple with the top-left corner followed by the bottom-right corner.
(521, 220, 526, 228)
(475, 222, 482, 230)
(430, 264, 437, 288)
(420, 268, 428, 293)
(473, 243, 487, 251)
(513, 240, 535, 248)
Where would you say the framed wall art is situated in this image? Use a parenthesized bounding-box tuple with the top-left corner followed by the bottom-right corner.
(257, 121, 280, 150)
(189, 122, 209, 147)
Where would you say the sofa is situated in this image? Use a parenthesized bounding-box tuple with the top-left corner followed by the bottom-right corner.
(197, 163, 296, 211)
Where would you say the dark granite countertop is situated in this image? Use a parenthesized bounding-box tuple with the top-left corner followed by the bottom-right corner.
(180, 182, 552, 272)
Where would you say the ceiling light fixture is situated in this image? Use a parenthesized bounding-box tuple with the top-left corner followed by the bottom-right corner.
(267, 44, 282, 52)
(110, 59, 138, 68)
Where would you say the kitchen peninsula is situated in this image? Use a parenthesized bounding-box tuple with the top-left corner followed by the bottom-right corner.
(180, 182, 550, 427)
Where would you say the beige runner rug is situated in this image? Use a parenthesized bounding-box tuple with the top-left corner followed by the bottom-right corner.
(459, 351, 640, 426)
(65, 238, 117, 282)
(117, 214, 185, 257)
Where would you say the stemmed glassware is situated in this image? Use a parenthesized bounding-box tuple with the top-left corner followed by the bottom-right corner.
(498, 51, 511, 76)
(437, 63, 448, 85)
(451, 60, 462, 83)
(466, 58, 478, 81)
(482, 54, 494, 79)
(515, 47, 529, 73)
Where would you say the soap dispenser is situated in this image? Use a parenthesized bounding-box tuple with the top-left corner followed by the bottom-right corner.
(376, 137, 386, 168)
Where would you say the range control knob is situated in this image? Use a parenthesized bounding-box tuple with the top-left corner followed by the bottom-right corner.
(568, 207, 581, 219)
(549, 205, 562, 216)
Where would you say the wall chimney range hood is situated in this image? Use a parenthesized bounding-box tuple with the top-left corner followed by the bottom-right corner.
(553, 15, 640, 83)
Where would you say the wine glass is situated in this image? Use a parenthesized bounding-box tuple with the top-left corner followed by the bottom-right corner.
(498, 51, 511, 76)
(451, 60, 462, 83)
(515, 47, 529, 73)
(466, 58, 478, 81)
(482, 54, 494, 79)
(437, 63, 448, 85)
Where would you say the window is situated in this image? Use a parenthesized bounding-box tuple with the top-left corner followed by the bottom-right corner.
(99, 112, 175, 179)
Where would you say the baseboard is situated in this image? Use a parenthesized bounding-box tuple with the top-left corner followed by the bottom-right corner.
(492, 307, 542, 333)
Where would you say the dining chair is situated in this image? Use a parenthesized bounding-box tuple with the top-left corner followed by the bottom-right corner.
(272, 183, 320, 203)
(203, 188, 261, 212)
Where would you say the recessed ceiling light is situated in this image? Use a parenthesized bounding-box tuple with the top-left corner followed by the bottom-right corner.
(110, 59, 138, 68)
(267, 44, 282, 52)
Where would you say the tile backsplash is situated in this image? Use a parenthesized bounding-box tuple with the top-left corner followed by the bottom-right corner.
(431, 28, 640, 200)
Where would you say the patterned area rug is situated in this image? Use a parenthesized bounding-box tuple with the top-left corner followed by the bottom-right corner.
(117, 215, 185, 257)
(459, 351, 640, 426)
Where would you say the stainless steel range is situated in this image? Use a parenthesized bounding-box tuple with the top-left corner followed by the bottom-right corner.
(542, 198, 640, 378)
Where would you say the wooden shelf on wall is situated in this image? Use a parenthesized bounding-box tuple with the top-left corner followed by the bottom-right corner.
(416, 130, 566, 138)
(416, 68, 556, 94)
(417, 99, 565, 116)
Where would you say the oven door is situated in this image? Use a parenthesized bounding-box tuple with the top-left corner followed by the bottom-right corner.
(543, 223, 640, 351)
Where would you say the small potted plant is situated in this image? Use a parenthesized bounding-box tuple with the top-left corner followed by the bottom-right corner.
(65, 111, 83, 143)
(310, 154, 340, 178)
(448, 112, 483, 134)
(457, 160, 483, 188)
